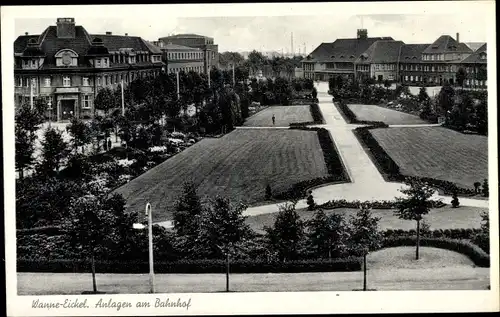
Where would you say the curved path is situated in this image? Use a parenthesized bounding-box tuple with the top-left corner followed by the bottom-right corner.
(156, 83, 488, 227)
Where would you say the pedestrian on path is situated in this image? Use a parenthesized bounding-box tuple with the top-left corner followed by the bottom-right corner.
(272, 114, 276, 125)
(108, 139, 112, 151)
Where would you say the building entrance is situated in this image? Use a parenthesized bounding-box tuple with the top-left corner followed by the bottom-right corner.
(60, 99, 75, 121)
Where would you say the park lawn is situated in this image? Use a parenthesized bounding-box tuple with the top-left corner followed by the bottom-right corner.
(347, 104, 427, 125)
(246, 205, 487, 234)
(370, 126, 488, 189)
(243, 105, 313, 127)
(114, 129, 330, 222)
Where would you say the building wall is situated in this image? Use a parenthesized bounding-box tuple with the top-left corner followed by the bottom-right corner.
(370, 63, 397, 81)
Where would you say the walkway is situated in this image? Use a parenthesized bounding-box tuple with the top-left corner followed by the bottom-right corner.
(236, 83, 489, 218)
(156, 84, 488, 226)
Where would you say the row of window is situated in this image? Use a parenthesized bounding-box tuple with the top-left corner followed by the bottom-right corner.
(168, 51, 203, 60)
(373, 64, 396, 71)
(169, 66, 203, 73)
(16, 70, 161, 88)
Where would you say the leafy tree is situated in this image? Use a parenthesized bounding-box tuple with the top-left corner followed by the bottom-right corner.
(437, 83, 455, 116)
(306, 191, 316, 211)
(15, 125, 36, 179)
(418, 87, 430, 103)
(451, 191, 460, 208)
(473, 181, 481, 194)
(307, 210, 349, 259)
(456, 67, 467, 88)
(173, 182, 204, 239)
(311, 87, 318, 100)
(37, 127, 69, 177)
(61, 190, 131, 293)
(15, 103, 44, 136)
(66, 117, 91, 154)
(472, 211, 489, 253)
(394, 178, 436, 260)
(482, 179, 489, 197)
(265, 201, 305, 262)
(273, 77, 293, 105)
(247, 50, 267, 76)
(348, 204, 381, 291)
(265, 184, 272, 200)
(94, 87, 116, 115)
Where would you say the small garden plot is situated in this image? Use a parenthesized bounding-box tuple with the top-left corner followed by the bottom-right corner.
(243, 105, 313, 127)
(370, 127, 488, 189)
(347, 104, 427, 125)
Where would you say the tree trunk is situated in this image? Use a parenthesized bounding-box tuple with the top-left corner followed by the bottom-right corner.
(91, 251, 97, 293)
(19, 169, 24, 180)
(363, 253, 367, 291)
(416, 219, 421, 260)
(225, 252, 230, 292)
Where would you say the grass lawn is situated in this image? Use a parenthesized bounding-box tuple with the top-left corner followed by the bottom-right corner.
(243, 105, 313, 127)
(114, 129, 330, 222)
(246, 205, 487, 234)
(370, 126, 488, 189)
(347, 104, 427, 125)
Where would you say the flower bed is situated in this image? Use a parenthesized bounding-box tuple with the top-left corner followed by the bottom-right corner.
(319, 198, 446, 210)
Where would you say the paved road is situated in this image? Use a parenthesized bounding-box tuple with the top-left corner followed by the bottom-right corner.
(17, 266, 489, 294)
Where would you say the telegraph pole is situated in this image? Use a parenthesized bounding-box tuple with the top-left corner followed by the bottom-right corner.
(121, 79, 125, 115)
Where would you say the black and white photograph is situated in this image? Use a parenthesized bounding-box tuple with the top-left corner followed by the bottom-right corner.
(2, 2, 498, 316)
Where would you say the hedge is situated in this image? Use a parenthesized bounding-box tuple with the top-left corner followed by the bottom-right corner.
(334, 101, 389, 127)
(380, 236, 490, 267)
(310, 103, 325, 124)
(17, 257, 362, 273)
(319, 198, 446, 210)
(382, 228, 482, 241)
(274, 176, 345, 200)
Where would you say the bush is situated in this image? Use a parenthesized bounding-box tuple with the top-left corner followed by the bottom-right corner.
(319, 199, 446, 209)
(306, 192, 315, 211)
(451, 192, 460, 208)
(381, 228, 478, 241)
(265, 184, 272, 200)
(17, 257, 362, 273)
(310, 104, 325, 124)
(380, 236, 490, 267)
(482, 179, 489, 197)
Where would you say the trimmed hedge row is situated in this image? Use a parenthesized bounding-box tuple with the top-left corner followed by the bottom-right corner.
(319, 198, 446, 210)
(310, 103, 325, 124)
(334, 101, 389, 127)
(380, 236, 490, 267)
(274, 176, 343, 200)
(382, 228, 482, 241)
(17, 257, 362, 273)
(353, 126, 478, 196)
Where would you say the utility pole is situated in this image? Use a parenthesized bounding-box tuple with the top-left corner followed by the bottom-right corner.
(176, 71, 180, 99)
(30, 78, 34, 110)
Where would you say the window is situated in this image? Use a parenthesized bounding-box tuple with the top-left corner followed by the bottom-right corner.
(103, 58, 108, 67)
(17, 77, 22, 87)
(410, 76, 414, 81)
(31, 60, 37, 68)
(83, 77, 89, 86)
(97, 77, 101, 86)
(44, 77, 51, 87)
(96, 59, 101, 67)
(104, 76, 108, 85)
(63, 76, 71, 87)
(404, 76, 408, 81)
(82, 95, 91, 109)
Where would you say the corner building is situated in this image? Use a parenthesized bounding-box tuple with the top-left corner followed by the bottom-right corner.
(14, 18, 165, 121)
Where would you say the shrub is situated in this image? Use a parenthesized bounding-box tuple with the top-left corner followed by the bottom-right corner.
(451, 192, 460, 208)
(381, 236, 490, 267)
(265, 184, 272, 200)
(17, 257, 362, 273)
(482, 179, 489, 197)
(306, 192, 315, 211)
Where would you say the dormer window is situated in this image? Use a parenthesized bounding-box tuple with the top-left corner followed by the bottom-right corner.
(480, 52, 487, 60)
(55, 49, 78, 67)
(63, 76, 71, 87)
(331, 55, 335, 58)
(340, 55, 344, 58)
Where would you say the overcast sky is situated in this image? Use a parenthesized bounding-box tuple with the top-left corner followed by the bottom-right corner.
(14, 11, 488, 54)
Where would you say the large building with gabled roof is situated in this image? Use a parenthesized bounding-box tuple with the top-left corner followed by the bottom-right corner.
(14, 17, 165, 121)
(302, 30, 487, 89)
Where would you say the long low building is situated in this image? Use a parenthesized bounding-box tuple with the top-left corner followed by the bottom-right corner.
(303, 29, 487, 89)
(14, 17, 165, 121)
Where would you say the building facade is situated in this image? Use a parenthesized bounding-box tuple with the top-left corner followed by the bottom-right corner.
(157, 34, 219, 74)
(151, 41, 204, 74)
(304, 30, 487, 89)
(14, 18, 164, 121)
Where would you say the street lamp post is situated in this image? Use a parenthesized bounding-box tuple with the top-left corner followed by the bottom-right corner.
(48, 101, 52, 127)
(133, 202, 155, 293)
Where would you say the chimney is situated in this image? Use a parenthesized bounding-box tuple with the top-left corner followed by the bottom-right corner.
(456, 32, 459, 43)
(56, 18, 76, 38)
(25, 32, 28, 35)
(106, 31, 112, 35)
